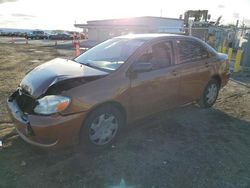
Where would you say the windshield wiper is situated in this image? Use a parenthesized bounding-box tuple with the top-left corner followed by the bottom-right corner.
(79, 62, 111, 73)
(73, 59, 96, 68)
(83, 62, 99, 69)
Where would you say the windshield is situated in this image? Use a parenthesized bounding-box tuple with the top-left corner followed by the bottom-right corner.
(74, 38, 145, 72)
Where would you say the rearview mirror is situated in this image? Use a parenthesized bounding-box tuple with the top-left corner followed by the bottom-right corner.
(132, 62, 153, 72)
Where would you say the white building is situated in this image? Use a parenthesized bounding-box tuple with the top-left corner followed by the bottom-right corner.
(75, 16, 184, 42)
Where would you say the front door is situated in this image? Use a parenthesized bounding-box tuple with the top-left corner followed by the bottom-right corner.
(129, 40, 181, 120)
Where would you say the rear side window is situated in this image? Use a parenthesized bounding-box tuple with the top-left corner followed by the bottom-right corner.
(177, 40, 208, 64)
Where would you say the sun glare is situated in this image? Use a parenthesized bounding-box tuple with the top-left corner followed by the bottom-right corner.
(0, 0, 250, 29)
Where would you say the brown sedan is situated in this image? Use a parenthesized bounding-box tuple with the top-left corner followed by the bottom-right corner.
(7, 34, 230, 150)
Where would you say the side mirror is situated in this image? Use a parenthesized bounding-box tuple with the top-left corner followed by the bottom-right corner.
(131, 62, 153, 73)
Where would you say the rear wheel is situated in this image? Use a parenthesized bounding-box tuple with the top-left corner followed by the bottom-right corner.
(80, 105, 124, 151)
(199, 79, 220, 108)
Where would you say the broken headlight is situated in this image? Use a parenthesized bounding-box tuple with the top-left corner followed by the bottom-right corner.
(34, 95, 70, 115)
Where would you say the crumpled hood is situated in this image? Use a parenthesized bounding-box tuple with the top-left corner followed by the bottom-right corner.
(20, 58, 108, 98)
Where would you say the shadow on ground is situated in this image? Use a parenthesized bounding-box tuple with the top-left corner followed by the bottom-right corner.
(1, 105, 250, 188)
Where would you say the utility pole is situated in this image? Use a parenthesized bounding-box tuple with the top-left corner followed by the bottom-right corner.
(188, 20, 193, 36)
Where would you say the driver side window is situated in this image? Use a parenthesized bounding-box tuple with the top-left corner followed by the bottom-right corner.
(137, 41, 173, 71)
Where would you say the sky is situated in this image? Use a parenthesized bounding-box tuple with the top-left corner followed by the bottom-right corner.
(0, 0, 250, 31)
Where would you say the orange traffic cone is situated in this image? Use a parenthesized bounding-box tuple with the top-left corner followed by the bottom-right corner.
(75, 42, 81, 56)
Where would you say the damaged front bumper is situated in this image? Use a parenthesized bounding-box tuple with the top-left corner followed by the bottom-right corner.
(7, 91, 87, 148)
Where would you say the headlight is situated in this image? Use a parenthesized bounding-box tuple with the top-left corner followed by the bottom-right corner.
(34, 95, 70, 115)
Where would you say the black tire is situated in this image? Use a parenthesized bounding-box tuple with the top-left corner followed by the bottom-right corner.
(199, 79, 220, 108)
(80, 105, 125, 151)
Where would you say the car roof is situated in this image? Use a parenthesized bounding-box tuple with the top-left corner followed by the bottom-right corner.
(115, 33, 193, 41)
(115, 33, 212, 49)
(115, 33, 217, 54)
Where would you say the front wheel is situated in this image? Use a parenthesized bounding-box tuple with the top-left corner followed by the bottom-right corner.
(199, 79, 220, 108)
(80, 105, 124, 151)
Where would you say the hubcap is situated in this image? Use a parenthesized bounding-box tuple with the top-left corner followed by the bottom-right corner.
(89, 113, 118, 145)
(206, 83, 218, 104)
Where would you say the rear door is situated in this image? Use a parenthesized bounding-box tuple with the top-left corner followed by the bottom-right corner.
(175, 39, 213, 103)
(129, 40, 181, 120)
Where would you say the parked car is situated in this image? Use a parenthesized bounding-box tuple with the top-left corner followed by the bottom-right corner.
(0, 32, 12, 37)
(26, 30, 46, 40)
(49, 33, 73, 40)
(7, 34, 230, 150)
(13, 32, 26, 37)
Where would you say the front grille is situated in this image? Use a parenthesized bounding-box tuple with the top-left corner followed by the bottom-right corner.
(15, 89, 37, 114)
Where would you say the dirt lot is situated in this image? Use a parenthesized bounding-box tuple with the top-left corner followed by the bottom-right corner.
(0, 43, 250, 188)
